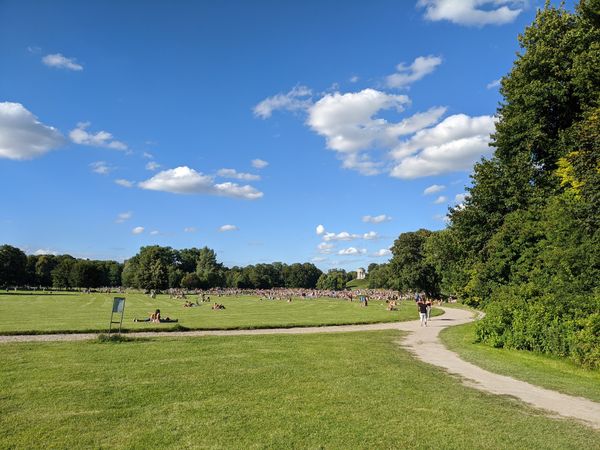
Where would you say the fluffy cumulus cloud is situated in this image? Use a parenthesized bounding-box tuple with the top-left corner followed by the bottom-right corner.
(251, 158, 269, 169)
(390, 114, 496, 179)
(455, 193, 467, 203)
(41, 53, 83, 71)
(433, 195, 448, 204)
(0, 102, 65, 160)
(373, 248, 392, 257)
(115, 179, 134, 188)
(217, 168, 260, 181)
(423, 184, 445, 195)
(338, 247, 367, 255)
(132, 226, 144, 235)
(115, 211, 132, 223)
(322, 231, 378, 242)
(362, 214, 391, 224)
(34, 248, 58, 256)
(385, 55, 442, 88)
(316, 224, 325, 235)
(417, 0, 524, 26)
(139, 166, 263, 200)
(253, 85, 312, 119)
(307, 89, 411, 175)
(69, 122, 127, 150)
(219, 224, 238, 232)
(317, 242, 335, 254)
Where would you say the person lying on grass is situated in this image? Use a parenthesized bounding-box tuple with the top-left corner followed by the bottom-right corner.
(134, 309, 178, 323)
(211, 303, 225, 310)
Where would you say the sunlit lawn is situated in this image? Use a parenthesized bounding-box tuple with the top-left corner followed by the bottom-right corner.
(440, 321, 600, 403)
(1, 331, 598, 449)
(0, 292, 436, 334)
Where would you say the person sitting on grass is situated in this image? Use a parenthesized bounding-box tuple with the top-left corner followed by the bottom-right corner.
(211, 302, 225, 310)
(134, 309, 178, 323)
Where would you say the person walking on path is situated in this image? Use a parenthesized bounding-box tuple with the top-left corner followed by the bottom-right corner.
(417, 297, 428, 327)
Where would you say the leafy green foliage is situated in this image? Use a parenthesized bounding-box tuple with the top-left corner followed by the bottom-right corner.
(423, 2, 600, 369)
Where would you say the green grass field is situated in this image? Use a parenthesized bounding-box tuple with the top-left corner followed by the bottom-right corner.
(345, 278, 369, 289)
(0, 292, 435, 334)
(2, 331, 598, 449)
(440, 321, 600, 403)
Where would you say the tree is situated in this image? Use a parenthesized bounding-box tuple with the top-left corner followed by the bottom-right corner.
(390, 229, 440, 296)
(35, 254, 57, 287)
(0, 245, 27, 287)
(51, 255, 76, 288)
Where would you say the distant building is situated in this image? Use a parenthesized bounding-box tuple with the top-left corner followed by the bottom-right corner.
(356, 267, 366, 280)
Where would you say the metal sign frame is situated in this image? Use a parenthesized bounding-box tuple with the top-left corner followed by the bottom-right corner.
(109, 297, 126, 334)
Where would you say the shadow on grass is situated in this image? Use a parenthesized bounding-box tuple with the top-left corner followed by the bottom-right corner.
(96, 333, 152, 343)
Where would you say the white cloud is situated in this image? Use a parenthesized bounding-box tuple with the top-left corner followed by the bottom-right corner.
(217, 168, 260, 181)
(69, 122, 127, 150)
(150, 230, 160, 236)
(145, 161, 161, 171)
(362, 214, 391, 224)
(251, 158, 269, 169)
(322, 231, 378, 242)
(390, 114, 496, 179)
(41, 53, 83, 71)
(373, 248, 392, 257)
(115, 179, 134, 188)
(219, 224, 238, 232)
(455, 193, 467, 203)
(143, 152, 154, 159)
(253, 85, 312, 119)
(338, 247, 367, 255)
(0, 102, 65, 160)
(90, 161, 111, 175)
(307, 89, 411, 175)
(184, 227, 197, 233)
(311, 256, 328, 263)
(423, 184, 446, 195)
(139, 166, 263, 200)
(350, 75, 359, 83)
(115, 211, 132, 223)
(317, 242, 335, 254)
(34, 248, 58, 256)
(433, 195, 448, 204)
(132, 226, 144, 235)
(385, 55, 442, 88)
(323, 231, 356, 242)
(316, 224, 325, 235)
(363, 231, 379, 240)
(418, 0, 524, 26)
(487, 78, 502, 89)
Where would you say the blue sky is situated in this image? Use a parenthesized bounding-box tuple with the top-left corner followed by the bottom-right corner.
(0, 0, 568, 270)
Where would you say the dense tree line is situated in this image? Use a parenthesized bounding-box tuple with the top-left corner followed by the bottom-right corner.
(0, 244, 324, 291)
(0, 245, 122, 289)
(121, 245, 323, 290)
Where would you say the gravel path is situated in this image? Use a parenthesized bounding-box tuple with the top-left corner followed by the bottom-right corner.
(1, 307, 599, 429)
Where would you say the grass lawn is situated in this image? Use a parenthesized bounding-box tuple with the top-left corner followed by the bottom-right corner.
(1, 331, 598, 449)
(346, 278, 369, 289)
(440, 321, 600, 403)
(0, 292, 436, 334)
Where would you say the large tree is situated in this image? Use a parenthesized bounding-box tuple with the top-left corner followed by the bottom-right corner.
(0, 245, 27, 287)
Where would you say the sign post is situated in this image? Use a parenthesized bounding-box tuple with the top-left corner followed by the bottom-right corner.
(109, 297, 126, 334)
